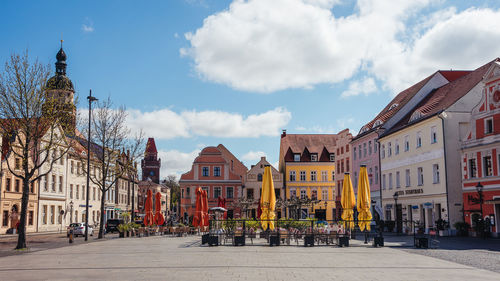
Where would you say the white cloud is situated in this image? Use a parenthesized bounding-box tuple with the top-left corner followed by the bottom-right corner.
(157, 148, 201, 179)
(241, 150, 267, 162)
(82, 18, 94, 33)
(126, 107, 291, 139)
(341, 77, 378, 98)
(182, 0, 500, 94)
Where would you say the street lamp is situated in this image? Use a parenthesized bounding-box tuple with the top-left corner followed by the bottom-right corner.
(393, 192, 399, 234)
(475, 182, 484, 237)
(85, 90, 98, 241)
(69, 201, 74, 223)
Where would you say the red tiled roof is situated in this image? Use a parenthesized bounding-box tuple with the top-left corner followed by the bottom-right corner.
(145, 138, 157, 154)
(438, 70, 471, 82)
(280, 134, 337, 154)
(383, 59, 498, 136)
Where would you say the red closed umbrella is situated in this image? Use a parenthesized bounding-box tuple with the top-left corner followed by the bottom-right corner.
(193, 188, 203, 227)
(143, 190, 154, 226)
(154, 192, 165, 225)
(202, 189, 209, 227)
(218, 197, 227, 219)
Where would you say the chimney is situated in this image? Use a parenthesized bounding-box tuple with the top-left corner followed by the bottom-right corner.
(261, 156, 266, 161)
(281, 129, 287, 138)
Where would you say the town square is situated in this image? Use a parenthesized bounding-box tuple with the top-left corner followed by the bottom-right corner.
(1, 0, 500, 280)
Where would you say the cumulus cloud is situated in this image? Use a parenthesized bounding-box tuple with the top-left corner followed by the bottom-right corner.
(182, 0, 500, 94)
(157, 149, 201, 179)
(82, 18, 94, 33)
(126, 107, 291, 139)
(241, 150, 267, 162)
(341, 77, 378, 98)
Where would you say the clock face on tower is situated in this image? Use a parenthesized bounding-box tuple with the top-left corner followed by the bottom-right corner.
(150, 171, 155, 176)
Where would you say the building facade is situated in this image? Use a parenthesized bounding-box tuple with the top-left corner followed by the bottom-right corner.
(244, 157, 283, 218)
(461, 59, 500, 237)
(141, 138, 161, 184)
(334, 129, 352, 220)
(279, 131, 338, 220)
(380, 61, 492, 233)
(179, 145, 246, 222)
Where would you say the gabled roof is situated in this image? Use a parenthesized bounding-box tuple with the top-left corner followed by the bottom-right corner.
(145, 138, 157, 155)
(280, 134, 337, 154)
(381, 59, 497, 138)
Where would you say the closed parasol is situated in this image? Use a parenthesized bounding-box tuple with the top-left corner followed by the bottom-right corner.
(143, 189, 154, 226)
(154, 192, 165, 225)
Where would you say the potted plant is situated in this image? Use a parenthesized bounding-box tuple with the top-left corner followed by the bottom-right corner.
(436, 219, 449, 236)
(117, 224, 128, 238)
(453, 221, 470, 237)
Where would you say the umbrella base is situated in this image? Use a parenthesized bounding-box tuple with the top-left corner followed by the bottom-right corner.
(234, 235, 245, 246)
(208, 235, 219, 246)
(304, 234, 314, 247)
(201, 234, 210, 245)
(373, 236, 384, 247)
(338, 236, 349, 247)
(269, 235, 280, 246)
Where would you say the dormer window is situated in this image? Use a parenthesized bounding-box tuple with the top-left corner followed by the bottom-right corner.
(409, 111, 422, 123)
(359, 126, 369, 134)
(388, 103, 398, 111)
(330, 153, 335, 162)
(372, 119, 383, 128)
(311, 154, 318, 162)
(294, 154, 300, 162)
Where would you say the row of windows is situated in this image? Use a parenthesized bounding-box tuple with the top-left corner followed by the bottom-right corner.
(293, 153, 335, 162)
(202, 166, 221, 177)
(381, 127, 438, 159)
(289, 188, 330, 200)
(352, 166, 379, 187)
(4, 178, 35, 193)
(246, 188, 281, 199)
(182, 186, 234, 199)
(288, 170, 335, 182)
(69, 184, 101, 201)
(68, 210, 100, 224)
(382, 164, 440, 189)
(2, 210, 34, 227)
(336, 158, 349, 174)
(353, 140, 378, 161)
(337, 145, 349, 156)
(467, 154, 498, 178)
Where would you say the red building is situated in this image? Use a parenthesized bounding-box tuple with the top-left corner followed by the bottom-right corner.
(461, 59, 500, 237)
(179, 145, 247, 222)
(141, 138, 161, 184)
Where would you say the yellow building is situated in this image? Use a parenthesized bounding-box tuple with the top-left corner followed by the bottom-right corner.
(279, 131, 339, 220)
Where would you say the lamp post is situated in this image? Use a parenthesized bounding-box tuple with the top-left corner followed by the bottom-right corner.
(475, 182, 484, 237)
(393, 192, 399, 234)
(85, 90, 98, 241)
(69, 201, 74, 223)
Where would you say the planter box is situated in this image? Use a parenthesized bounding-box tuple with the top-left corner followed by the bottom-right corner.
(304, 234, 314, 247)
(208, 235, 219, 246)
(201, 234, 210, 245)
(373, 236, 384, 247)
(234, 235, 245, 246)
(269, 235, 280, 246)
(338, 236, 349, 247)
(119, 232, 125, 238)
(415, 237, 428, 249)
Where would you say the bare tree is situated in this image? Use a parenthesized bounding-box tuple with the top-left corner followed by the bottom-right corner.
(163, 175, 180, 215)
(0, 51, 74, 249)
(78, 97, 143, 239)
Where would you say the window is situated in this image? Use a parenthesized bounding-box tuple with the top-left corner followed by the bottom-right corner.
(310, 171, 317, 181)
(289, 171, 296, 181)
(289, 189, 296, 198)
(332, 170, 335, 181)
(363, 143, 367, 157)
(257, 173, 263, 181)
(484, 156, 492, 177)
(29, 210, 34, 225)
(346, 145, 349, 152)
(311, 154, 318, 161)
(330, 153, 335, 162)
(181, 188, 184, 198)
(77, 162, 81, 175)
(433, 164, 440, 183)
(247, 188, 254, 199)
(404, 135, 409, 151)
(369, 141, 372, 155)
(82, 185, 85, 200)
(341, 147, 344, 154)
(59, 176, 63, 192)
(311, 190, 318, 200)
(395, 140, 399, 155)
(6, 178, 11, 192)
(71, 161, 74, 174)
(15, 179, 20, 192)
(374, 166, 378, 184)
(321, 171, 328, 181)
(44, 175, 48, 191)
(3, 211, 8, 226)
(30, 182, 34, 193)
(52, 175, 56, 191)
(294, 154, 300, 162)
(469, 159, 477, 178)
(382, 174, 386, 189)
(300, 171, 306, 181)
(60, 149, 64, 165)
(300, 189, 307, 199)
(369, 168, 373, 185)
(226, 187, 234, 199)
(417, 167, 424, 186)
(76, 185, 79, 199)
(431, 126, 437, 143)
(396, 171, 400, 188)
(202, 167, 209, 177)
(275, 188, 281, 198)
(346, 158, 349, 172)
(358, 145, 362, 159)
(354, 172, 358, 188)
(374, 142, 378, 152)
(405, 169, 411, 187)
(58, 206, 62, 224)
(416, 132, 422, 148)
(322, 189, 328, 201)
(75, 211, 78, 223)
(15, 158, 21, 170)
(93, 187, 96, 200)
(485, 118, 493, 134)
(381, 145, 385, 158)
(213, 167, 221, 177)
(43, 205, 47, 224)
(70, 184, 73, 199)
(388, 142, 392, 157)
(214, 187, 221, 199)
(353, 148, 357, 160)
(388, 173, 393, 189)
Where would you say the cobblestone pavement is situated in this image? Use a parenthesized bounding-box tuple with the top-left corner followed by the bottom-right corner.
(0, 235, 499, 281)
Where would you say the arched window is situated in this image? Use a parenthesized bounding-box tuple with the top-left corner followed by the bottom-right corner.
(257, 173, 263, 181)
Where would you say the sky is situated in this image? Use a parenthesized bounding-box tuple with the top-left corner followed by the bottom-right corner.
(1, 0, 500, 179)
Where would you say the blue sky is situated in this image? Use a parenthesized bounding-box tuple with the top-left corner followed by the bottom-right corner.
(1, 0, 500, 178)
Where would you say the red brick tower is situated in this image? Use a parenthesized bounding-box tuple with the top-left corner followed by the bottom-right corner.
(141, 138, 161, 183)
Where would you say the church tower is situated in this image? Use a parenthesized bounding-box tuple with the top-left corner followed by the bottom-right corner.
(141, 138, 161, 183)
(44, 41, 76, 133)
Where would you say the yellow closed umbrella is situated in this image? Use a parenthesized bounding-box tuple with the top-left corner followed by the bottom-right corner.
(341, 173, 356, 231)
(357, 165, 373, 231)
(260, 166, 276, 231)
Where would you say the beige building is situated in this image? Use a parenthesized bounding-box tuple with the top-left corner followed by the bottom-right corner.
(244, 156, 283, 218)
(379, 61, 493, 233)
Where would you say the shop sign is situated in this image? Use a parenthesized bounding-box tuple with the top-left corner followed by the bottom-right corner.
(423, 202, 433, 209)
(405, 188, 423, 195)
(412, 205, 419, 209)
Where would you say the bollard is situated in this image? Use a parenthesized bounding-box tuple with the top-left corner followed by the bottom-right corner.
(69, 229, 74, 243)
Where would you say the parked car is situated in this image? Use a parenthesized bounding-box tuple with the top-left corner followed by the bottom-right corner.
(67, 223, 94, 237)
(106, 219, 124, 233)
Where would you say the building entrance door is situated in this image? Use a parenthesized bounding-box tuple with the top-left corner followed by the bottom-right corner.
(315, 209, 326, 220)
